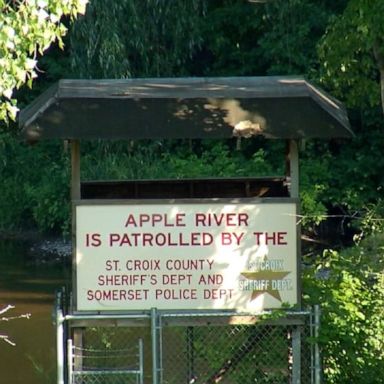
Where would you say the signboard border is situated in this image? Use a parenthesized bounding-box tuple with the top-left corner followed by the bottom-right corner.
(72, 197, 301, 314)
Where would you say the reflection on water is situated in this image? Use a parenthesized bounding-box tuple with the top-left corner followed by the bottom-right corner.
(0, 240, 69, 384)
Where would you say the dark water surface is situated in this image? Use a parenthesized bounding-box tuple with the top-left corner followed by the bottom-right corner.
(0, 240, 69, 384)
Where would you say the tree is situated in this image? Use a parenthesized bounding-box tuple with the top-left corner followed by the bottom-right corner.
(0, 0, 89, 124)
(70, 0, 206, 78)
(318, 0, 384, 114)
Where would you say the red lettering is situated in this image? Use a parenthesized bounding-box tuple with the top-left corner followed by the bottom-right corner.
(238, 213, 249, 226)
(195, 213, 249, 227)
(105, 260, 120, 271)
(152, 214, 162, 226)
(155, 289, 197, 300)
(253, 232, 288, 245)
(85, 233, 101, 247)
(277, 232, 288, 245)
(139, 214, 150, 226)
(203, 289, 233, 300)
(162, 274, 192, 285)
(176, 213, 186, 226)
(221, 232, 232, 245)
(124, 214, 137, 227)
(86, 289, 149, 301)
(142, 233, 153, 246)
(124, 213, 187, 228)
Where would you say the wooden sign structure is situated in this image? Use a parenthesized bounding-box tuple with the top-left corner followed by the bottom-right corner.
(20, 76, 352, 384)
(20, 77, 352, 313)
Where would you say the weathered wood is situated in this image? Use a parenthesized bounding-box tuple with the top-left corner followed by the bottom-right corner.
(71, 140, 81, 200)
(69, 318, 151, 328)
(19, 77, 352, 141)
(71, 140, 80, 311)
(81, 177, 289, 199)
(160, 315, 305, 327)
(288, 140, 299, 199)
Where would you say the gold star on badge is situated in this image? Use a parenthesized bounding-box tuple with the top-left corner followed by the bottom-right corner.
(241, 270, 291, 302)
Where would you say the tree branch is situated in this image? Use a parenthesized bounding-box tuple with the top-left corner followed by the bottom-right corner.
(0, 305, 15, 316)
(0, 305, 31, 347)
(0, 334, 16, 347)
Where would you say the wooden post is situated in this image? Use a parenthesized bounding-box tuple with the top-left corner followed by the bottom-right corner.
(71, 140, 81, 201)
(287, 139, 301, 382)
(71, 139, 80, 307)
(70, 140, 83, 373)
(286, 140, 299, 199)
(71, 139, 80, 304)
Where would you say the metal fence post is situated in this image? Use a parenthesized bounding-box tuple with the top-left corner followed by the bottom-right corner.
(186, 326, 195, 382)
(151, 308, 159, 384)
(56, 293, 65, 384)
(314, 305, 321, 384)
(67, 339, 73, 384)
(292, 326, 301, 384)
(139, 338, 144, 384)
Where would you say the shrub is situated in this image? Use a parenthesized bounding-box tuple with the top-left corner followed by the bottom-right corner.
(303, 233, 384, 383)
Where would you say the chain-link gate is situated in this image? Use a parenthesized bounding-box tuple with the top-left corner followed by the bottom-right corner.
(67, 332, 144, 384)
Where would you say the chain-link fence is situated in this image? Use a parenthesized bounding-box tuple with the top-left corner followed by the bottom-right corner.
(64, 310, 318, 384)
(159, 314, 313, 384)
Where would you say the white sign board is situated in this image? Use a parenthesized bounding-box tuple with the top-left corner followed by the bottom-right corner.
(75, 200, 298, 312)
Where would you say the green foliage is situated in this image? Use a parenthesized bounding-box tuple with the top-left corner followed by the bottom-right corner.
(158, 142, 277, 179)
(70, 0, 206, 78)
(193, 0, 344, 77)
(357, 200, 384, 240)
(303, 234, 384, 383)
(79, 140, 279, 182)
(318, 0, 384, 111)
(0, 129, 70, 234)
(0, 0, 88, 123)
(0, 129, 35, 230)
(259, 0, 343, 76)
(25, 161, 70, 235)
(297, 117, 384, 236)
(299, 144, 332, 227)
(194, 0, 264, 76)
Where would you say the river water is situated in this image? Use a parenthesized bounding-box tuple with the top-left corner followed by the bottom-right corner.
(0, 239, 69, 384)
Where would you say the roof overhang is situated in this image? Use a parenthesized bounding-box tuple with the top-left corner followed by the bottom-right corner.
(19, 76, 353, 141)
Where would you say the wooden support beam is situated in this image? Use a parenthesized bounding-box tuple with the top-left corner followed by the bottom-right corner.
(286, 140, 299, 199)
(71, 140, 81, 200)
(71, 140, 80, 310)
(71, 140, 82, 373)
